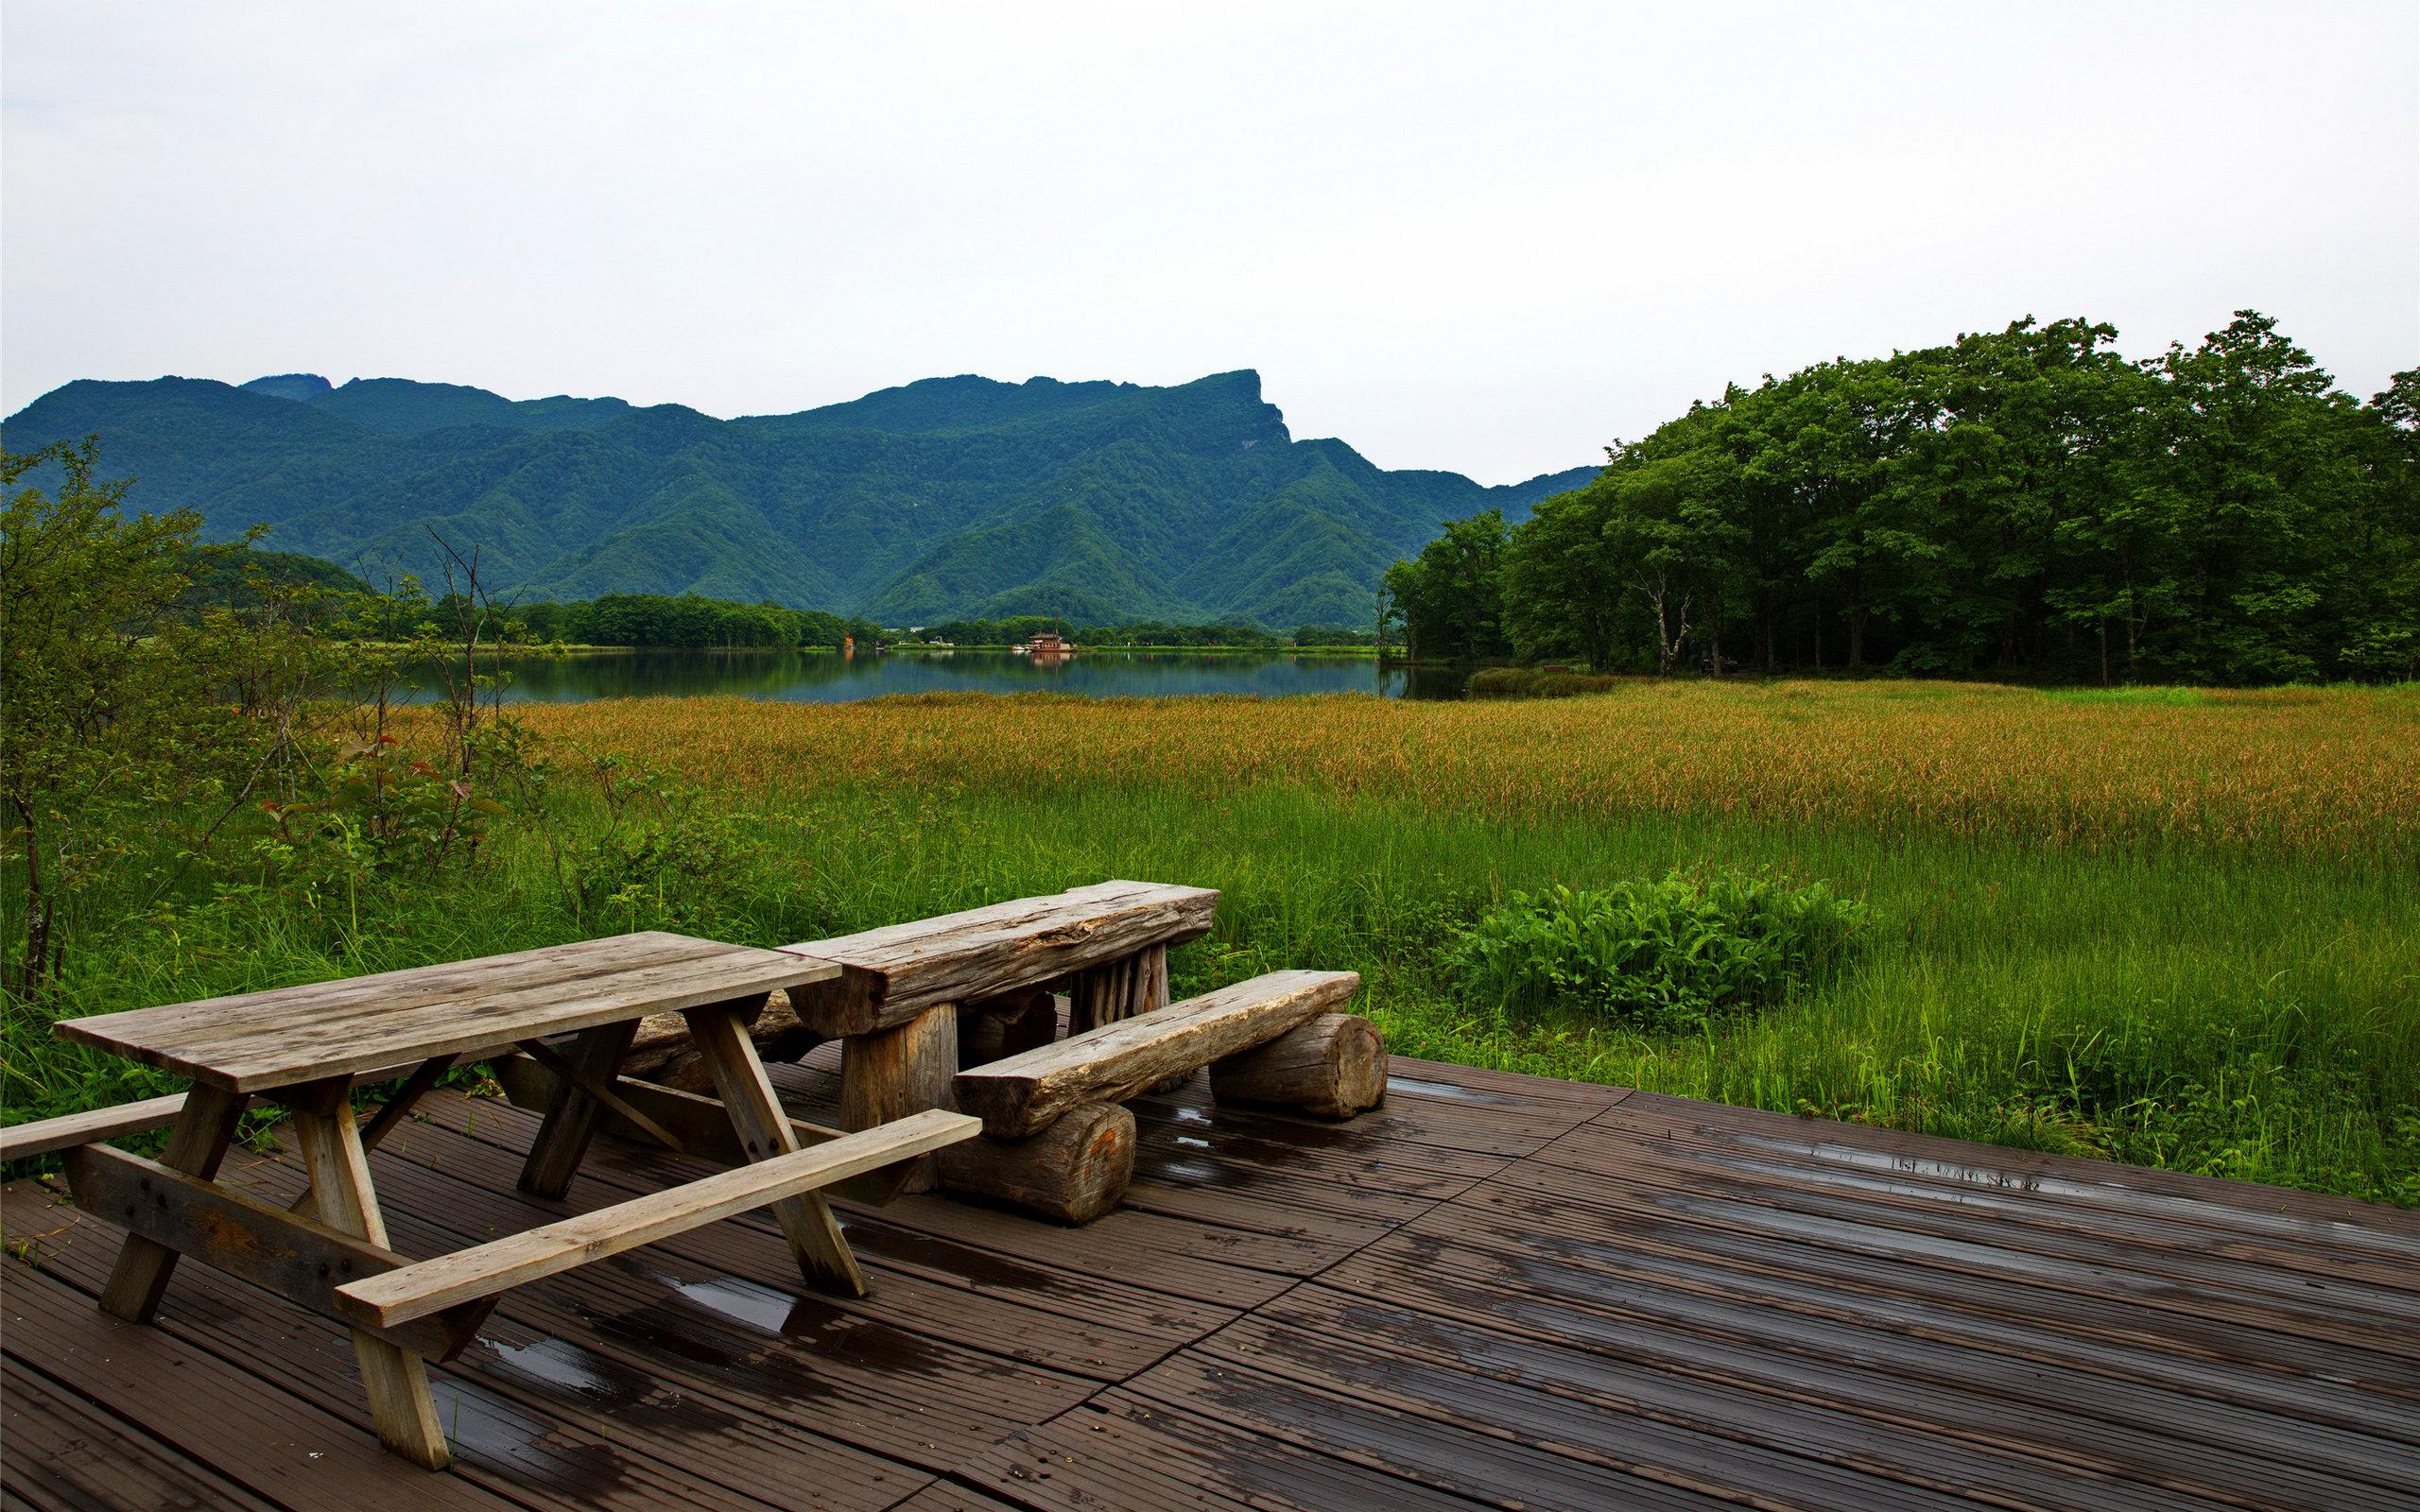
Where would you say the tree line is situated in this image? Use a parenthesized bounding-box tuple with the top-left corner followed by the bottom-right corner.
(1383, 313, 2418, 683)
(911, 616, 1374, 648)
(510, 594, 882, 650)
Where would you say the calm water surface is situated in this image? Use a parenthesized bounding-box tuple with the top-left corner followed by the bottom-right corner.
(407, 649, 1467, 703)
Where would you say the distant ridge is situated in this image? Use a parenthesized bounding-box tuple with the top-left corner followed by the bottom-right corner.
(3, 369, 1598, 627)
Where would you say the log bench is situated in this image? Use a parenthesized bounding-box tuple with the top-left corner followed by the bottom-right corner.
(542, 965, 1392, 1226)
(626, 880, 1219, 1189)
(945, 969, 1385, 1222)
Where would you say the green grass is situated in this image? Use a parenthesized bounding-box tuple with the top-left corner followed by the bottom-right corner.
(8, 772, 2414, 1205)
(2039, 685, 2212, 706)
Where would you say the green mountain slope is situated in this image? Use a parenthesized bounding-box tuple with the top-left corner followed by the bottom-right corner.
(3, 369, 1595, 627)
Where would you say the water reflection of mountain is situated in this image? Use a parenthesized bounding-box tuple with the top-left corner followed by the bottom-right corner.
(398, 649, 1463, 705)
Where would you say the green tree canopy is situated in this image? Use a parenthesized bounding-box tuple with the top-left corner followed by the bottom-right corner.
(1429, 312, 2420, 684)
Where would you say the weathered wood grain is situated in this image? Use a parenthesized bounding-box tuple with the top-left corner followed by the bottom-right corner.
(1210, 1014, 1387, 1118)
(95, 1083, 246, 1323)
(0, 1094, 190, 1161)
(354, 1057, 456, 1154)
(59, 1143, 485, 1361)
(937, 1101, 1136, 1225)
(1070, 944, 1171, 1037)
(786, 881, 1216, 1037)
(16, 1042, 2420, 1512)
(684, 1001, 874, 1295)
(287, 1084, 451, 1470)
(55, 933, 836, 1092)
(515, 1019, 640, 1199)
(512, 1033, 687, 1154)
(333, 1108, 977, 1329)
(840, 1003, 959, 1193)
(954, 971, 1361, 1138)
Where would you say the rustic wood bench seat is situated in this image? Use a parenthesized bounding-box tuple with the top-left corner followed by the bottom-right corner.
(333, 1108, 973, 1329)
(937, 970, 1385, 1223)
(0, 1094, 192, 1162)
(954, 969, 1364, 1138)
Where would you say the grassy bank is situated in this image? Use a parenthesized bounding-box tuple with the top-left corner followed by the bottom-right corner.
(6, 681, 2414, 1205)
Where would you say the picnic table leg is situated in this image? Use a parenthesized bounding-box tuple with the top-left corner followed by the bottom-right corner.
(838, 1004, 957, 1194)
(97, 1083, 247, 1323)
(683, 1001, 867, 1297)
(287, 1080, 451, 1471)
(518, 1020, 641, 1200)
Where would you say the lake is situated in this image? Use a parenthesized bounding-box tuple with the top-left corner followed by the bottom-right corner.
(403, 649, 1470, 703)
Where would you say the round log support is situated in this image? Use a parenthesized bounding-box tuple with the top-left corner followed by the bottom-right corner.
(839, 1002, 959, 1193)
(1209, 1013, 1386, 1118)
(936, 1101, 1134, 1224)
(959, 988, 1060, 1069)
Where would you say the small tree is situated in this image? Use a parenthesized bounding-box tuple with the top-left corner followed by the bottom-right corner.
(0, 441, 246, 988)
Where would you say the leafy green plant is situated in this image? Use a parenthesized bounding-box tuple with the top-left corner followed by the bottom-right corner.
(1446, 870, 1872, 1031)
(562, 758, 771, 935)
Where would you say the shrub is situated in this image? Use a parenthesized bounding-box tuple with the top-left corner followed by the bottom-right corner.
(1446, 870, 1872, 1031)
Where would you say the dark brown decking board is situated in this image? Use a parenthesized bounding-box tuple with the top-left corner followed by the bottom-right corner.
(1539, 1108, 2420, 1304)
(7, 1055, 2417, 1512)
(0, 1354, 286, 1512)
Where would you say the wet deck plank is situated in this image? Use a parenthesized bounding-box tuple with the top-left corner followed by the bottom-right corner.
(6, 1054, 2416, 1512)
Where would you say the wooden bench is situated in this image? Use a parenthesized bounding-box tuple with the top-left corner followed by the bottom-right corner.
(332, 1108, 969, 1329)
(942, 969, 1384, 1222)
(0, 1093, 193, 1162)
(625, 881, 1217, 1190)
(29, 932, 980, 1470)
(788, 878, 1218, 1133)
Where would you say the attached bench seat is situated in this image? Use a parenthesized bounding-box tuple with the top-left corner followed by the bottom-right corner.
(955, 969, 1364, 1138)
(939, 969, 1385, 1224)
(334, 1108, 975, 1329)
(0, 1094, 191, 1162)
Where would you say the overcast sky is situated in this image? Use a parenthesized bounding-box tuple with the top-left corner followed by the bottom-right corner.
(5, 2, 2415, 483)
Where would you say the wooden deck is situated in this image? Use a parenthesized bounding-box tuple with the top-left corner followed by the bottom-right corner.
(6, 1052, 2416, 1511)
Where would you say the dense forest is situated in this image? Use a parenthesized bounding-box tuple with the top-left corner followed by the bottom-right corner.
(4, 368, 1594, 628)
(914, 615, 1373, 648)
(1384, 314, 2419, 683)
(512, 594, 882, 649)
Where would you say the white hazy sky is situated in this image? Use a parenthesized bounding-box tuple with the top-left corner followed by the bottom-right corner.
(5, 2, 2416, 483)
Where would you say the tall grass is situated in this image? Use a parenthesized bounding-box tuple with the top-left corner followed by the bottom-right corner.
(5, 682, 2414, 1204)
(502, 679, 2420, 861)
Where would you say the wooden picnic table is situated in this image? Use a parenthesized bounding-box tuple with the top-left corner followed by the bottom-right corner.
(47, 931, 977, 1470)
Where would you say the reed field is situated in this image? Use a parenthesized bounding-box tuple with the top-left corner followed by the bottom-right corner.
(6, 680, 2416, 1206)
(513, 679, 2420, 863)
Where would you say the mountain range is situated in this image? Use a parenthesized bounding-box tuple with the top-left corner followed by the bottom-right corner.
(1, 369, 1597, 627)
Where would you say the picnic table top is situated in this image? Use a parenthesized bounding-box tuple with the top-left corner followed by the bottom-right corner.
(55, 932, 840, 1094)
